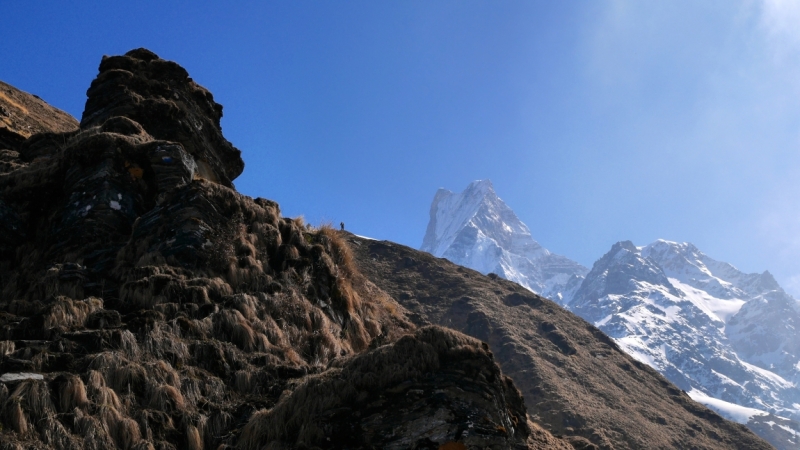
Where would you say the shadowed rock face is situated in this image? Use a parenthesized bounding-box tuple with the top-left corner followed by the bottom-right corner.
(0, 51, 568, 450)
(0, 50, 245, 300)
(81, 48, 244, 187)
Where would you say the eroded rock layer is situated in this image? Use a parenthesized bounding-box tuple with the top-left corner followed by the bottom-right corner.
(0, 50, 560, 449)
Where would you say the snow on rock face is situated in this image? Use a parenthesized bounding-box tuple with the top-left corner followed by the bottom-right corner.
(727, 289, 800, 384)
(642, 239, 779, 300)
(687, 389, 769, 424)
(641, 240, 800, 383)
(420, 180, 587, 296)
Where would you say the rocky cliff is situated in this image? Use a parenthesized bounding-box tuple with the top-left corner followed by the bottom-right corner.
(0, 50, 564, 450)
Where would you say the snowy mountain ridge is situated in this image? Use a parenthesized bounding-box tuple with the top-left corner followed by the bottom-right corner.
(641, 239, 781, 302)
(567, 241, 800, 420)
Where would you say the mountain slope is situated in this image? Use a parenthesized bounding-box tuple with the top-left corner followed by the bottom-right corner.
(421, 180, 587, 298)
(0, 80, 79, 152)
(641, 240, 800, 385)
(350, 233, 771, 450)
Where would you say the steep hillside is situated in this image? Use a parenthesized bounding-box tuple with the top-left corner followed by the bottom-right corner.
(0, 80, 79, 152)
(0, 50, 566, 449)
(349, 234, 772, 449)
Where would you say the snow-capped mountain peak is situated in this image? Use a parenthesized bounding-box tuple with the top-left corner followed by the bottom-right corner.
(421, 179, 545, 260)
(565, 238, 800, 433)
(421, 180, 492, 255)
(420, 180, 586, 296)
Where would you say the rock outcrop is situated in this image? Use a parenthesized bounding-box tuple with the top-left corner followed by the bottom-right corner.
(239, 326, 570, 450)
(80, 48, 243, 187)
(0, 50, 558, 449)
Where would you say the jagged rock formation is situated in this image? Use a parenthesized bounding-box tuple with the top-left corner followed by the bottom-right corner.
(349, 234, 773, 449)
(0, 50, 561, 449)
(567, 241, 798, 409)
(420, 180, 587, 299)
(642, 240, 800, 389)
(79, 49, 243, 187)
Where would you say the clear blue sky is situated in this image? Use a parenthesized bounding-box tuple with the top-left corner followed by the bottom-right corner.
(4, 1, 800, 295)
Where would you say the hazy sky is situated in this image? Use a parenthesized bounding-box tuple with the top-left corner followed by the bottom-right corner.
(4, 1, 800, 295)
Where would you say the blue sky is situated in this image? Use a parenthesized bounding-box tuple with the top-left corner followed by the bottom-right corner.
(4, 1, 800, 294)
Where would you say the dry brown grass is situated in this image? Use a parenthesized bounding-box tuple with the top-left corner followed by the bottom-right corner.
(89, 352, 147, 396)
(108, 182, 409, 374)
(186, 424, 203, 450)
(32, 264, 85, 300)
(214, 308, 257, 351)
(43, 296, 103, 330)
(101, 406, 142, 450)
(234, 370, 255, 394)
(317, 225, 358, 281)
(37, 415, 77, 449)
(118, 330, 141, 360)
(4, 398, 27, 435)
(140, 321, 188, 365)
(0, 340, 14, 356)
(148, 384, 185, 413)
(202, 410, 233, 449)
(58, 374, 89, 413)
(0, 380, 61, 442)
(74, 408, 117, 449)
(87, 370, 123, 410)
(0, 153, 415, 449)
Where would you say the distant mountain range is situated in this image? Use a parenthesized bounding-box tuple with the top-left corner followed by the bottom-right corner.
(422, 180, 800, 449)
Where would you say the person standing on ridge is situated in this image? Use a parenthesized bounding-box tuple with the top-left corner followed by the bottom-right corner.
(340, 222, 345, 231)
